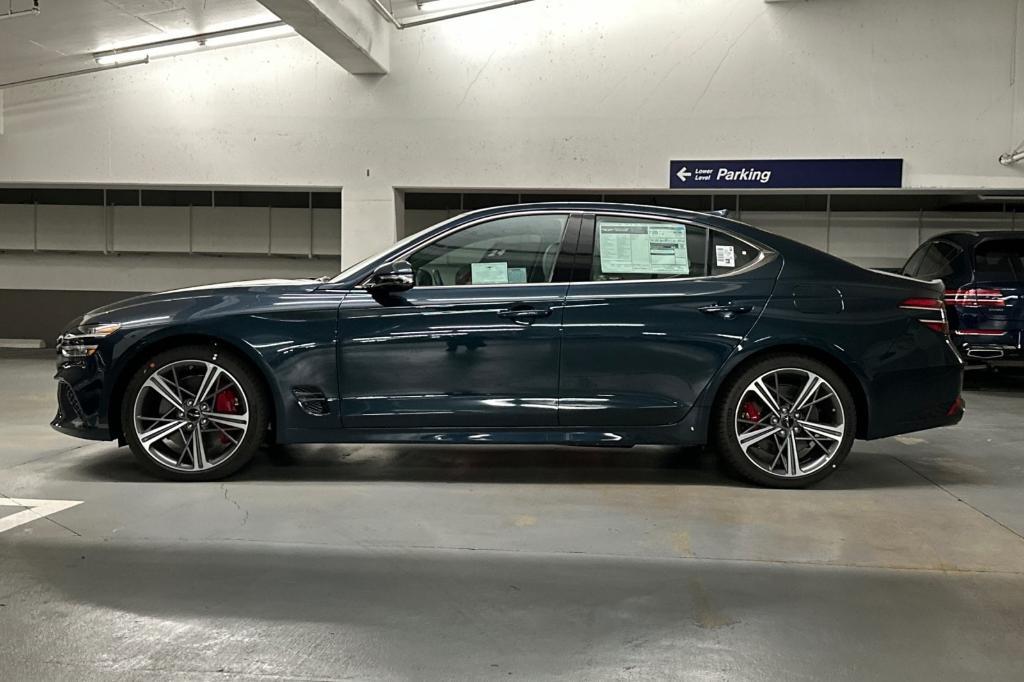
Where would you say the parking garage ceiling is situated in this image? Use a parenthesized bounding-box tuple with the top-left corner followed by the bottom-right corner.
(0, 0, 279, 85)
(0, 0, 539, 85)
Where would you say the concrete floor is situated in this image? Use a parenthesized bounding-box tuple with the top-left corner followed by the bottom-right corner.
(1, 351, 1023, 681)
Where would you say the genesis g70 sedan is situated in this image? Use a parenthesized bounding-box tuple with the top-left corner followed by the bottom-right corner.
(53, 203, 964, 487)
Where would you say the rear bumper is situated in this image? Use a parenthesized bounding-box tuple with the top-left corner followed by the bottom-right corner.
(864, 336, 965, 440)
(956, 332, 1024, 366)
(864, 391, 965, 439)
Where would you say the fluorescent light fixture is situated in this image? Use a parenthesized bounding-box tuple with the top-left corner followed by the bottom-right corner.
(93, 21, 295, 67)
(96, 41, 199, 66)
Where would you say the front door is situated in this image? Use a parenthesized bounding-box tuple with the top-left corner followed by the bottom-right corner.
(558, 213, 781, 427)
(338, 213, 578, 429)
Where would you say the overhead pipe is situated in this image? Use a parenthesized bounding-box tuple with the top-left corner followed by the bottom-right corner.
(368, 0, 534, 29)
(0, 58, 148, 89)
(999, 150, 1024, 166)
(0, 0, 39, 21)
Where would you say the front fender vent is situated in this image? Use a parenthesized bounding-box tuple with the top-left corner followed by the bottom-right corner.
(292, 386, 329, 416)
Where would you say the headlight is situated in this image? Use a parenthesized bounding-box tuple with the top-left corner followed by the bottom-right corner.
(79, 323, 122, 337)
(57, 323, 121, 358)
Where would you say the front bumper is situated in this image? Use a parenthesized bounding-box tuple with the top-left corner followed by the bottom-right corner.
(51, 354, 114, 441)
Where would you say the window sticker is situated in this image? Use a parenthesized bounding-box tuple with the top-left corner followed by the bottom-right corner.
(507, 267, 528, 284)
(471, 261, 509, 284)
(598, 221, 689, 275)
(715, 244, 736, 268)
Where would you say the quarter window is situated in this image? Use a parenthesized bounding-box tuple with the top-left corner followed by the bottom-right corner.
(710, 230, 759, 276)
(590, 216, 708, 281)
(406, 214, 568, 287)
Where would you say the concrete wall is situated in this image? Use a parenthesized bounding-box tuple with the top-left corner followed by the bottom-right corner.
(0, 197, 341, 341)
(2, 0, 1024, 273)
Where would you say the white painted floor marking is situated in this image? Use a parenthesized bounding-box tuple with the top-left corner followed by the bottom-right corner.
(0, 498, 83, 534)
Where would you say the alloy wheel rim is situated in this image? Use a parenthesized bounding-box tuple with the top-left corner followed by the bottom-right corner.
(133, 360, 249, 472)
(734, 368, 845, 478)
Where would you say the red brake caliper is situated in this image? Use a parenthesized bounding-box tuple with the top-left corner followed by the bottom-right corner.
(213, 388, 239, 444)
(742, 401, 762, 422)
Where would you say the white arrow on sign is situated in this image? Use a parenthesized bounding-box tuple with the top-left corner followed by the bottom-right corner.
(676, 166, 693, 182)
(0, 497, 83, 534)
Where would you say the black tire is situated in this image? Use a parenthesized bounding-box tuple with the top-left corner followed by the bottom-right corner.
(121, 344, 269, 481)
(712, 354, 857, 488)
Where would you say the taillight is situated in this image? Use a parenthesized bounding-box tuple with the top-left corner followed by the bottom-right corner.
(900, 297, 948, 334)
(944, 288, 1006, 308)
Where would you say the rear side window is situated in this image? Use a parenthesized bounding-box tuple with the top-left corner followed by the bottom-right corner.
(915, 242, 961, 281)
(590, 216, 707, 281)
(710, 231, 760, 276)
(974, 239, 1024, 282)
(902, 244, 929, 277)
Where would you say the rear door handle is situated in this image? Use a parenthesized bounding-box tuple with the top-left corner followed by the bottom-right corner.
(497, 306, 552, 323)
(699, 303, 753, 319)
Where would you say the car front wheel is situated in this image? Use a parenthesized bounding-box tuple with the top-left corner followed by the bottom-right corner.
(122, 345, 268, 481)
(713, 354, 856, 488)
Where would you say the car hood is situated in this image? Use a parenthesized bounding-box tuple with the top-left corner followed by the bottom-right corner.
(77, 278, 326, 328)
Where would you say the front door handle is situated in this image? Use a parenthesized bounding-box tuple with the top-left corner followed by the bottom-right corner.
(699, 303, 753, 319)
(497, 306, 552, 323)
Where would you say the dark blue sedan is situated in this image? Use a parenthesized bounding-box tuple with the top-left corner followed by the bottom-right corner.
(53, 203, 964, 487)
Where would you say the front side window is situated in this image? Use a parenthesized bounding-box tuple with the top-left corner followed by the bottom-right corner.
(590, 216, 707, 281)
(406, 214, 568, 287)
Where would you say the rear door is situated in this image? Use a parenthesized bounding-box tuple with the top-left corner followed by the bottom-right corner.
(557, 213, 781, 428)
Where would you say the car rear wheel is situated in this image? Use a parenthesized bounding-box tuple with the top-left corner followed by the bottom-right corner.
(122, 345, 268, 481)
(713, 354, 856, 488)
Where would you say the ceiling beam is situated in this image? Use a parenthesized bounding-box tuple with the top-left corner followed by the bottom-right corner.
(257, 0, 389, 75)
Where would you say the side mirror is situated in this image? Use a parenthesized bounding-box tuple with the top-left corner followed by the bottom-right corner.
(365, 260, 415, 294)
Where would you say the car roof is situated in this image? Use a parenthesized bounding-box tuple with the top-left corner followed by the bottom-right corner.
(435, 201, 767, 241)
(926, 230, 1023, 246)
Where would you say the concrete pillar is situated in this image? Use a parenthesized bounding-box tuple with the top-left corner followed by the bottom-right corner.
(341, 182, 398, 267)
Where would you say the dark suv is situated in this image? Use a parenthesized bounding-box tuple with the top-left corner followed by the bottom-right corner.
(902, 231, 1024, 367)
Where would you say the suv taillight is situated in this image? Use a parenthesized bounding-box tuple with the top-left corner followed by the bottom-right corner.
(943, 288, 1006, 308)
(900, 297, 948, 334)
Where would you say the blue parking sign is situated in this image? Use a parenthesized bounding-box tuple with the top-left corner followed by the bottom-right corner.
(669, 159, 903, 189)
